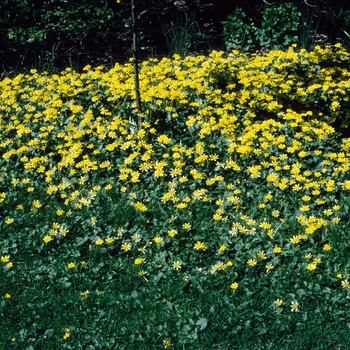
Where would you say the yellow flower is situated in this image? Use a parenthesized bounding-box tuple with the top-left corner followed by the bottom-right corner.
(259, 221, 271, 229)
(266, 264, 274, 272)
(43, 235, 52, 244)
(300, 205, 310, 212)
(132, 234, 141, 242)
(341, 280, 349, 289)
(156, 134, 171, 144)
(271, 210, 279, 217)
(132, 201, 147, 212)
(80, 290, 90, 299)
(172, 261, 182, 270)
(32, 200, 42, 209)
(182, 223, 191, 230)
(273, 247, 282, 254)
(219, 244, 227, 252)
(5, 218, 14, 225)
(323, 244, 332, 251)
(11, 179, 19, 186)
(168, 229, 178, 237)
(213, 213, 222, 220)
(153, 236, 163, 244)
(95, 239, 104, 245)
(247, 259, 257, 266)
(177, 202, 188, 209)
(274, 299, 283, 307)
(1, 255, 10, 263)
(323, 209, 332, 216)
(258, 251, 266, 259)
(230, 282, 239, 290)
(290, 235, 300, 244)
(267, 229, 274, 238)
(4, 293, 11, 299)
(290, 301, 299, 312)
(121, 243, 131, 252)
(306, 263, 316, 271)
(164, 338, 172, 348)
(215, 199, 224, 206)
(331, 217, 340, 224)
(60, 227, 68, 236)
(264, 193, 273, 201)
(134, 258, 144, 265)
(194, 241, 207, 251)
(67, 262, 76, 269)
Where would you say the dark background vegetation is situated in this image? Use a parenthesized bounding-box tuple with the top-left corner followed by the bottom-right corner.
(1, 0, 350, 75)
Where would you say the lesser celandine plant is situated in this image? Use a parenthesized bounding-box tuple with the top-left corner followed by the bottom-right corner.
(1, 45, 350, 349)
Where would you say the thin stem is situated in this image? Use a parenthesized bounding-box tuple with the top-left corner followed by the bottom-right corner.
(131, 0, 142, 130)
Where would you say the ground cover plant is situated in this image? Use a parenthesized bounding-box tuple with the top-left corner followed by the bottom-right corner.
(1, 45, 350, 349)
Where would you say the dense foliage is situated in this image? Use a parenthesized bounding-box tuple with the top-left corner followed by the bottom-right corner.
(0, 0, 218, 72)
(1, 45, 350, 348)
(2, 0, 350, 74)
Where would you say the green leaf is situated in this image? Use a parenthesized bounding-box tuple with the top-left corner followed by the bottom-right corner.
(196, 317, 208, 331)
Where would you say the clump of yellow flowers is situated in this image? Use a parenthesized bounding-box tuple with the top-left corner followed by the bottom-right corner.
(1, 45, 350, 347)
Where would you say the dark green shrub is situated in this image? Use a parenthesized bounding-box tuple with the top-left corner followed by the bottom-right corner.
(223, 5, 301, 52)
(222, 7, 258, 52)
(259, 4, 300, 50)
(223, 1, 350, 53)
(0, 0, 128, 73)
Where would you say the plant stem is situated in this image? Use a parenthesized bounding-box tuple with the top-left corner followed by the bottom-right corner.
(131, 0, 142, 130)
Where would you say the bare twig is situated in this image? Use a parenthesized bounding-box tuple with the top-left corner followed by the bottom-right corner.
(304, 0, 318, 7)
(263, 0, 277, 5)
